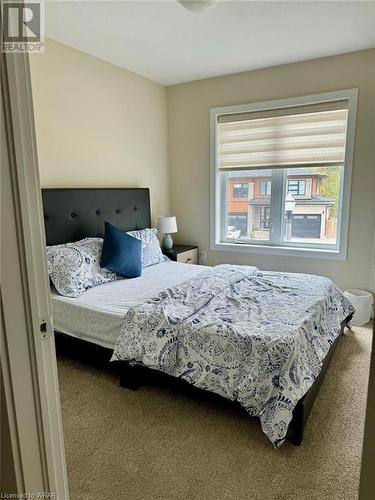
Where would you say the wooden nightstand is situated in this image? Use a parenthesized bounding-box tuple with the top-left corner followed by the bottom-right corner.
(163, 244, 198, 264)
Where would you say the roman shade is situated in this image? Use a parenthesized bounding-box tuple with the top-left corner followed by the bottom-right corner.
(217, 100, 349, 170)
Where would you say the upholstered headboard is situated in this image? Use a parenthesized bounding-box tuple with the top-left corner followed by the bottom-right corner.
(42, 188, 151, 246)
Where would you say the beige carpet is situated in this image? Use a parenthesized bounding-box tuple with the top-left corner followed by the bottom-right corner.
(58, 324, 372, 500)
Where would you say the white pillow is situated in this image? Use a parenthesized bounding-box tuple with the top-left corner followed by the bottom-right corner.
(126, 228, 167, 268)
(46, 237, 118, 297)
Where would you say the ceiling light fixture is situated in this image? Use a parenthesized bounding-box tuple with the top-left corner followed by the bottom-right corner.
(178, 1, 219, 13)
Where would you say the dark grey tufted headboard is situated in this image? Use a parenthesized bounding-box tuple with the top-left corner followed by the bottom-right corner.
(42, 188, 151, 246)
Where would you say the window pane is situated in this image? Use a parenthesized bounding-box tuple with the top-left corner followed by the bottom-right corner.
(224, 170, 272, 241)
(233, 183, 249, 198)
(283, 166, 342, 245)
(288, 179, 306, 195)
(259, 180, 271, 196)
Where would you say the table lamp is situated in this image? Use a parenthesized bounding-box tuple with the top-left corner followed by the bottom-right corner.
(157, 216, 178, 250)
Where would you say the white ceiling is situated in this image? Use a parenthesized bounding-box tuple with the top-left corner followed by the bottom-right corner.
(45, 0, 375, 86)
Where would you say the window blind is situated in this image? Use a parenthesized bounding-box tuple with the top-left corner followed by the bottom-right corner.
(217, 101, 349, 170)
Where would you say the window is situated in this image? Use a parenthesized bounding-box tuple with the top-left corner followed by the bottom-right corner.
(210, 90, 357, 259)
(233, 183, 248, 198)
(259, 180, 272, 196)
(288, 179, 306, 196)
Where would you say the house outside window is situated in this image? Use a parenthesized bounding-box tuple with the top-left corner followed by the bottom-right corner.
(233, 183, 248, 198)
(259, 180, 272, 196)
(210, 90, 357, 259)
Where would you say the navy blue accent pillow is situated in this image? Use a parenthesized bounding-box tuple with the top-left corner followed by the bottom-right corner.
(100, 221, 142, 278)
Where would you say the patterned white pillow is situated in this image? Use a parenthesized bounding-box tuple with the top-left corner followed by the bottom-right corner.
(126, 228, 167, 268)
(46, 237, 118, 298)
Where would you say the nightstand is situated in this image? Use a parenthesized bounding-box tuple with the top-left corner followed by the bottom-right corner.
(163, 244, 198, 265)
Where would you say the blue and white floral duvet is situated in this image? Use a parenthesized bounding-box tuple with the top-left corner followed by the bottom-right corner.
(111, 265, 354, 447)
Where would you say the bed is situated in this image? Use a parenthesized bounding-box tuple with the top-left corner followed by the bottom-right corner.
(43, 188, 353, 447)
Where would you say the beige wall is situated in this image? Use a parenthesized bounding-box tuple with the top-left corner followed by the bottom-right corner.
(30, 39, 170, 224)
(168, 49, 375, 291)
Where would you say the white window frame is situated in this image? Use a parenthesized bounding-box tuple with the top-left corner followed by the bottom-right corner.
(210, 89, 358, 260)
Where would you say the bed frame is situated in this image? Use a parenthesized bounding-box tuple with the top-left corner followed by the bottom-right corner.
(42, 187, 352, 446)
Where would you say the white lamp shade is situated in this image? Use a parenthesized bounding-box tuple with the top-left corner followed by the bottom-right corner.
(157, 216, 178, 234)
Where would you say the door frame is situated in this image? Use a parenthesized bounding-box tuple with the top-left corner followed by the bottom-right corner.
(1, 32, 69, 499)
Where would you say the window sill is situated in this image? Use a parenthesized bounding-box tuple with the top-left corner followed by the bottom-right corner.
(211, 241, 346, 260)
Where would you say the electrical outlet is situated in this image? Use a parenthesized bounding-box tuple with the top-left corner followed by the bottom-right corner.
(198, 250, 207, 264)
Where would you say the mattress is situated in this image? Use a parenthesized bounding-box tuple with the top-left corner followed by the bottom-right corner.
(51, 261, 206, 349)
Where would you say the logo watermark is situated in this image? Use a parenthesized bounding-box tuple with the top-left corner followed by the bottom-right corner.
(0, 493, 56, 499)
(1, 1, 44, 53)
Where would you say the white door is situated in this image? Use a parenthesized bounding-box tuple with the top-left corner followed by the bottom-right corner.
(1, 46, 69, 497)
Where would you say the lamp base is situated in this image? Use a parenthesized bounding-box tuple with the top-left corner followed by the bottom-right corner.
(162, 233, 174, 250)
